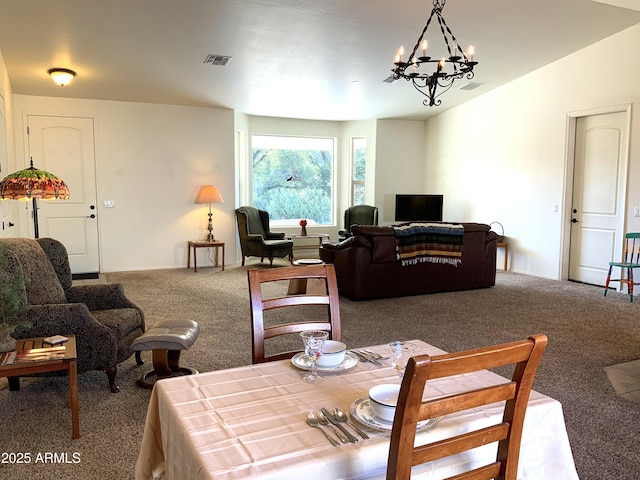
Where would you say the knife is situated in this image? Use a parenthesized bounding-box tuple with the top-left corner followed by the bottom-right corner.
(321, 408, 359, 443)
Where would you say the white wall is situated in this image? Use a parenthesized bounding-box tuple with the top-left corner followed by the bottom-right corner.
(424, 24, 640, 279)
(375, 119, 426, 225)
(12, 94, 235, 272)
(0, 48, 16, 239)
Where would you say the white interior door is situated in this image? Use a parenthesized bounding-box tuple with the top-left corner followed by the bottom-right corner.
(568, 111, 628, 286)
(26, 115, 99, 275)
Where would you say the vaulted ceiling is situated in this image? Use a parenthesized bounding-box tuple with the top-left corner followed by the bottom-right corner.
(1, 0, 639, 121)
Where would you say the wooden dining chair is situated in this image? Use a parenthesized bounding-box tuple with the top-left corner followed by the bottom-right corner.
(247, 264, 342, 364)
(604, 232, 640, 302)
(386, 334, 548, 480)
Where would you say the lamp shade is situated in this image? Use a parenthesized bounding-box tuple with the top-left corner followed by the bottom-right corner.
(0, 160, 70, 200)
(195, 185, 224, 204)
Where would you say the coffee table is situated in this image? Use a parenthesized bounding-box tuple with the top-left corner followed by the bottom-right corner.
(0, 335, 79, 439)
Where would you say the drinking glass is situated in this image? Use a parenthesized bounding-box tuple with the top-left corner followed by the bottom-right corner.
(388, 341, 418, 379)
(300, 330, 329, 383)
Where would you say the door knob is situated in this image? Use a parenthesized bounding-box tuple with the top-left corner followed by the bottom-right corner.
(87, 214, 96, 219)
(571, 218, 579, 223)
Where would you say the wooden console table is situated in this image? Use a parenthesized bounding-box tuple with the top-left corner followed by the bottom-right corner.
(187, 240, 225, 272)
(0, 335, 79, 439)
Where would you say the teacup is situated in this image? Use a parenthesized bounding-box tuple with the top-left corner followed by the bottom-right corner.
(316, 340, 346, 367)
(368, 384, 401, 421)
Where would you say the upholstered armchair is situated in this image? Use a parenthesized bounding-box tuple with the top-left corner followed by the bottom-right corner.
(235, 206, 293, 266)
(1, 237, 145, 393)
(338, 205, 379, 241)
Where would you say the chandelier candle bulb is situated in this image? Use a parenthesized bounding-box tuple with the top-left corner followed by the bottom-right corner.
(421, 39, 428, 57)
(467, 45, 475, 61)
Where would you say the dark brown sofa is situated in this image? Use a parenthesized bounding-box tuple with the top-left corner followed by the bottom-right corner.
(319, 223, 497, 300)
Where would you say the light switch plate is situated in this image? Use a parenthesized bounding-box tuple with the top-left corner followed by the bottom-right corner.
(103, 200, 115, 208)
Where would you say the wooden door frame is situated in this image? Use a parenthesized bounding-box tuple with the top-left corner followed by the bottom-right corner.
(560, 103, 632, 281)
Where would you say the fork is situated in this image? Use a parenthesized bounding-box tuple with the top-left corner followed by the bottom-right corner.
(362, 349, 390, 361)
(354, 350, 383, 366)
(305, 411, 339, 447)
(317, 411, 348, 443)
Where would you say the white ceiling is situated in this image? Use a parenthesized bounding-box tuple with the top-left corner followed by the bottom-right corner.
(0, 0, 639, 121)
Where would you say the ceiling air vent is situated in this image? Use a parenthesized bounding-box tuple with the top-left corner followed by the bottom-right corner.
(204, 54, 232, 66)
(458, 82, 483, 91)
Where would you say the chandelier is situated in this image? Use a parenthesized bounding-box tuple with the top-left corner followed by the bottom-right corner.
(392, 0, 477, 107)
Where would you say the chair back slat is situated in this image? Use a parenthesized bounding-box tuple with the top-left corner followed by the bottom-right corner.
(419, 383, 516, 419)
(386, 334, 547, 480)
(248, 264, 341, 363)
(414, 424, 510, 465)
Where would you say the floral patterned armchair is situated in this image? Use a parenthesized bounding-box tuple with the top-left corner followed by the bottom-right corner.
(1, 237, 145, 392)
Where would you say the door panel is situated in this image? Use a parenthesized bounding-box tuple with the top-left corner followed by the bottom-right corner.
(27, 116, 99, 274)
(569, 112, 627, 286)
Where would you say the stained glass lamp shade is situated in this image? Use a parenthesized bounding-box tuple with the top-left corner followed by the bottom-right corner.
(0, 159, 70, 237)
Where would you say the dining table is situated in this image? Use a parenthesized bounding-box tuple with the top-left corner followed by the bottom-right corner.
(135, 340, 579, 480)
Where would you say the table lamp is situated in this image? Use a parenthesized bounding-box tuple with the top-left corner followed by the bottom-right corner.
(0, 158, 70, 238)
(195, 185, 224, 241)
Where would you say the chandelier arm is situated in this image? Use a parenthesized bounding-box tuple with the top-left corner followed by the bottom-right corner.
(407, 8, 438, 64)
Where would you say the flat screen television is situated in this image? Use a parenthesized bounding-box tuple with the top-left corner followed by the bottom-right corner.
(394, 194, 443, 222)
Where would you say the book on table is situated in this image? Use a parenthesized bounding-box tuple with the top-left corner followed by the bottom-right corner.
(1, 345, 67, 366)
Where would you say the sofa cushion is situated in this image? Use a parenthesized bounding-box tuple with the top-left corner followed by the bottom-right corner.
(1, 238, 67, 305)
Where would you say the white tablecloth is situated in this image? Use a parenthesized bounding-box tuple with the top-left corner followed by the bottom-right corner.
(135, 340, 579, 480)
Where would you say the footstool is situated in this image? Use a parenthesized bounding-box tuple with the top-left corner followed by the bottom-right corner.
(131, 319, 200, 389)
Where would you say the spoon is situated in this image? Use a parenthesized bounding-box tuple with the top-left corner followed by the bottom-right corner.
(334, 407, 369, 439)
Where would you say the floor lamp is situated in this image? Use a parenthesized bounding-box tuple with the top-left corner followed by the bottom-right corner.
(0, 158, 70, 238)
(195, 185, 224, 241)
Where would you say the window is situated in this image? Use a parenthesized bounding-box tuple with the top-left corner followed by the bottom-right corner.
(351, 137, 367, 205)
(251, 135, 335, 225)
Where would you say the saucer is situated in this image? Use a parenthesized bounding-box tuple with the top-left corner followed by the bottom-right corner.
(291, 351, 359, 372)
(350, 396, 439, 432)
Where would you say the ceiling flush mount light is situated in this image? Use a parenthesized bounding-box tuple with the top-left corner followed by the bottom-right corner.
(392, 0, 477, 107)
(48, 68, 76, 87)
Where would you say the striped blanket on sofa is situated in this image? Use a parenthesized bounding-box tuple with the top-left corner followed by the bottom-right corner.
(393, 223, 464, 266)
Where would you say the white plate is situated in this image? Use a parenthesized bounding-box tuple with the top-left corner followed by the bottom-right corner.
(350, 396, 439, 432)
(293, 258, 323, 265)
(291, 351, 359, 372)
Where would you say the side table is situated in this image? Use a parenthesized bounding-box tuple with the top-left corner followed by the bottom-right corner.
(286, 233, 330, 260)
(497, 242, 509, 271)
(0, 335, 79, 439)
(187, 240, 225, 272)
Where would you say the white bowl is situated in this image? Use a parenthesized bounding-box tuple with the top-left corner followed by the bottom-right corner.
(368, 384, 401, 422)
(317, 340, 347, 367)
